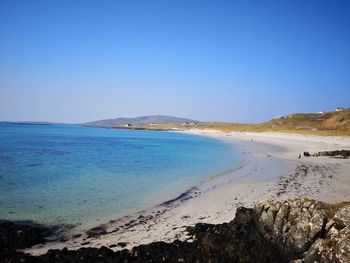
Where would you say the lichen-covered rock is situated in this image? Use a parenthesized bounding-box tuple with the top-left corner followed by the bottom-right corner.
(254, 198, 329, 259)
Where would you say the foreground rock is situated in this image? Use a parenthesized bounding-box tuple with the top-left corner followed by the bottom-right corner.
(2, 198, 350, 262)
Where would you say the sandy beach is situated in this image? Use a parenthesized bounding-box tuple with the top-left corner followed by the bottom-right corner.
(26, 130, 350, 255)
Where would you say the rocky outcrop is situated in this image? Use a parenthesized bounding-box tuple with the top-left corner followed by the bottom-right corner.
(2, 198, 350, 263)
(186, 198, 350, 263)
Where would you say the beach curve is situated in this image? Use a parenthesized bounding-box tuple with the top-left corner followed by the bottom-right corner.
(24, 130, 350, 255)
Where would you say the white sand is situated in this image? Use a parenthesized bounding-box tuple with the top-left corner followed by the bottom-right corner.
(26, 131, 350, 255)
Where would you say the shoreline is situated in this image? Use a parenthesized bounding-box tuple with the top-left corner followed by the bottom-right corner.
(24, 130, 350, 255)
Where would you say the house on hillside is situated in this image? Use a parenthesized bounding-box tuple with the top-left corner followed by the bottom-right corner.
(180, 122, 198, 126)
(124, 124, 132, 127)
(336, 107, 344, 112)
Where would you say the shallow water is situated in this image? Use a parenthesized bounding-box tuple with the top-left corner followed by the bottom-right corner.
(0, 123, 240, 230)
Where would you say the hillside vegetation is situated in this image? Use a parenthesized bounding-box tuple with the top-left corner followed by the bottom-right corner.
(198, 108, 350, 136)
(131, 109, 350, 136)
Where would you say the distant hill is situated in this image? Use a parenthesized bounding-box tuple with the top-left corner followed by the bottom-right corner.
(85, 115, 199, 127)
(0, 121, 56, 126)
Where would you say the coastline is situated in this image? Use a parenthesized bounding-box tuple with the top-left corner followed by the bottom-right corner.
(24, 130, 350, 255)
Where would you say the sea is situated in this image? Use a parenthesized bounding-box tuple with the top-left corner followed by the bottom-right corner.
(0, 123, 240, 231)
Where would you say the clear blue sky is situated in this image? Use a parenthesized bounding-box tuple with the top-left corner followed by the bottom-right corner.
(1, 0, 349, 123)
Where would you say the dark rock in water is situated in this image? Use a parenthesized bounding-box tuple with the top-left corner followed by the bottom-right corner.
(0, 221, 50, 260)
(3, 198, 350, 262)
(0, 221, 49, 250)
(314, 149, 350, 158)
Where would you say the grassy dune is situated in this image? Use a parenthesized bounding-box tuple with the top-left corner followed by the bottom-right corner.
(195, 108, 350, 136)
(122, 109, 350, 136)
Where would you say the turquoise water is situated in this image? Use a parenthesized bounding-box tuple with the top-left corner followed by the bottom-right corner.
(0, 123, 240, 230)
